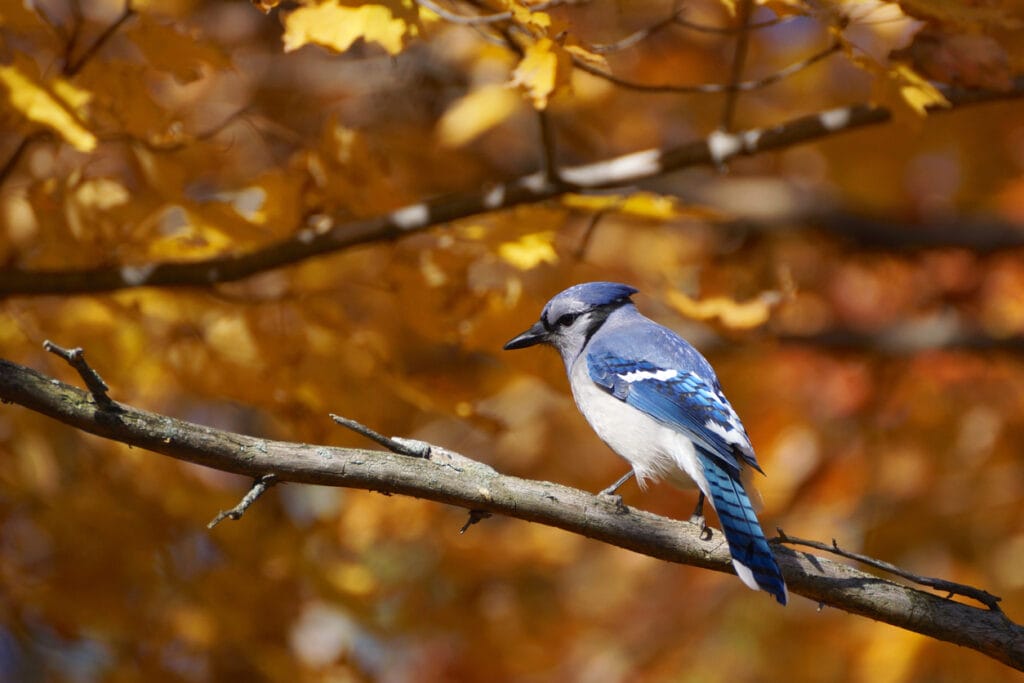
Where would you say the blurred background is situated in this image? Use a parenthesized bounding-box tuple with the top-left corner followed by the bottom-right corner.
(1, 0, 1023, 680)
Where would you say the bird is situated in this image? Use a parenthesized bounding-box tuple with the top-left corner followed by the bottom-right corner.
(503, 282, 787, 604)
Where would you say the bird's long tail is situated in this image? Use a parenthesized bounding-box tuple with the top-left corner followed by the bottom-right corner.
(697, 448, 788, 605)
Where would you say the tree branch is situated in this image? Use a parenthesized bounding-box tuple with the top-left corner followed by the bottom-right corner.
(1, 354, 1022, 671)
(0, 79, 1021, 297)
(207, 474, 278, 528)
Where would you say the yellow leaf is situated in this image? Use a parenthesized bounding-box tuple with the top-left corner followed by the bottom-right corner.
(437, 84, 521, 147)
(666, 289, 782, 330)
(326, 562, 378, 596)
(51, 79, 91, 111)
(498, 232, 558, 270)
(562, 192, 721, 221)
(75, 178, 130, 210)
(145, 205, 236, 260)
(892, 63, 950, 115)
(850, 52, 950, 119)
(205, 313, 260, 366)
(283, 2, 408, 55)
(0, 65, 96, 152)
(510, 38, 571, 110)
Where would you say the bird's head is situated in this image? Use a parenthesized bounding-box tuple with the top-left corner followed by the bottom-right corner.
(503, 282, 638, 359)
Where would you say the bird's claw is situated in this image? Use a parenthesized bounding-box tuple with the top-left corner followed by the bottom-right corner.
(690, 513, 712, 541)
(599, 490, 629, 514)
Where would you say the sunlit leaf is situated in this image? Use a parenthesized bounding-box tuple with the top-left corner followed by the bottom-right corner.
(508, 1, 551, 29)
(666, 289, 782, 330)
(74, 179, 131, 211)
(498, 231, 558, 270)
(850, 52, 950, 118)
(437, 84, 521, 147)
(510, 37, 571, 110)
(564, 44, 608, 70)
(890, 63, 950, 115)
(283, 1, 410, 55)
(0, 65, 96, 152)
(562, 192, 722, 220)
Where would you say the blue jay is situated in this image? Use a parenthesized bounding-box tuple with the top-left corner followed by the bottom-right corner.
(504, 282, 787, 604)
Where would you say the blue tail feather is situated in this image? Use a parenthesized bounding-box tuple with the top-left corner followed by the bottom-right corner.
(697, 449, 787, 605)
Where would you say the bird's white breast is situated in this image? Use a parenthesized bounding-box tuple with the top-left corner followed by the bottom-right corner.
(569, 359, 706, 492)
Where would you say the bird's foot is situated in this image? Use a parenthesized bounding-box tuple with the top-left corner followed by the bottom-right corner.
(690, 512, 712, 541)
(598, 490, 629, 514)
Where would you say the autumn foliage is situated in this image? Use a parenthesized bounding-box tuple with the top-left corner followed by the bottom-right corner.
(1, 0, 1024, 681)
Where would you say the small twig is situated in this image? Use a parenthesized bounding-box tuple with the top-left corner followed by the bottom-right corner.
(64, 2, 136, 76)
(720, 0, 754, 132)
(589, 3, 682, 54)
(573, 208, 610, 260)
(459, 509, 492, 533)
(460, 509, 491, 532)
(537, 109, 560, 184)
(42, 340, 116, 409)
(674, 15, 788, 35)
(582, 2, 792, 54)
(572, 41, 840, 94)
(414, 0, 512, 25)
(207, 474, 277, 528)
(0, 133, 45, 186)
(329, 414, 431, 458)
(774, 528, 1004, 612)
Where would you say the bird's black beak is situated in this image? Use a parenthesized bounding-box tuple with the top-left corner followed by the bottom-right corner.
(503, 320, 548, 350)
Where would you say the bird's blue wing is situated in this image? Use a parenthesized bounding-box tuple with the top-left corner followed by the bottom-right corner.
(587, 352, 760, 475)
(588, 351, 786, 604)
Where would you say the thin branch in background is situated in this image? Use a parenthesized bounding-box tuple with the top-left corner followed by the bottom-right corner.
(330, 413, 431, 457)
(573, 206, 612, 260)
(414, 0, 512, 25)
(675, 14, 789, 34)
(102, 105, 252, 154)
(64, 1, 136, 77)
(571, 41, 841, 94)
(589, 1, 790, 54)
(415, 0, 568, 26)
(774, 529, 1004, 612)
(207, 474, 278, 528)
(42, 340, 116, 409)
(0, 79, 1019, 296)
(537, 109, 560, 184)
(63, 0, 85, 70)
(589, 1, 682, 54)
(720, 0, 754, 132)
(0, 133, 45, 186)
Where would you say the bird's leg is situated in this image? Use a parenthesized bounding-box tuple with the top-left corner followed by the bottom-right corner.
(599, 470, 635, 497)
(598, 470, 634, 513)
(690, 492, 711, 540)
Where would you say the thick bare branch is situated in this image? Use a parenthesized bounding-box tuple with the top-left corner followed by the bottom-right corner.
(1, 355, 1022, 671)
(0, 79, 1021, 298)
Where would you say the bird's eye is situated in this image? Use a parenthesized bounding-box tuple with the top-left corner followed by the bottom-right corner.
(556, 312, 582, 327)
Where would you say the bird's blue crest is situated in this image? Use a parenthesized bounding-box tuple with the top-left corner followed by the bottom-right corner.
(540, 282, 638, 323)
